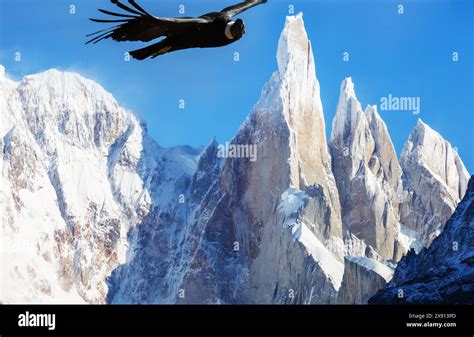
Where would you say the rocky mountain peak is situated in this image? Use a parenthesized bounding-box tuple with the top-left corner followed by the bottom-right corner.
(402, 117, 469, 201)
(407, 118, 438, 149)
(1, 12, 471, 306)
(330, 78, 366, 152)
(364, 105, 402, 186)
(329, 78, 403, 260)
(399, 118, 470, 246)
(276, 13, 315, 77)
(414, 117, 427, 130)
(247, 15, 340, 213)
(341, 77, 356, 98)
(364, 104, 378, 118)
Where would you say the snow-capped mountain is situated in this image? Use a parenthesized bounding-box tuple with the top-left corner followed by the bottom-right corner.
(0, 65, 200, 303)
(370, 176, 474, 304)
(1, 14, 471, 305)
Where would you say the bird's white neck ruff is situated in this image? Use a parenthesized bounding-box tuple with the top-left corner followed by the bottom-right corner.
(225, 21, 235, 40)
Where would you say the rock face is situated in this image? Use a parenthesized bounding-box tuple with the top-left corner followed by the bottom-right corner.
(329, 79, 402, 260)
(0, 67, 200, 303)
(1, 14, 471, 305)
(271, 12, 343, 250)
(106, 139, 223, 304)
(400, 120, 470, 246)
(107, 13, 345, 304)
(370, 176, 474, 304)
(337, 256, 394, 304)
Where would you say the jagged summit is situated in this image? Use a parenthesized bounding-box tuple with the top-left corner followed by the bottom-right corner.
(411, 118, 441, 142)
(400, 117, 470, 246)
(364, 104, 378, 117)
(415, 117, 427, 128)
(402, 118, 469, 199)
(340, 77, 356, 98)
(329, 77, 402, 260)
(407, 116, 467, 161)
(253, 14, 320, 121)
(330, 77, 365, 148)
(276, 13, 314, 75)
(1, 14, 471, 305)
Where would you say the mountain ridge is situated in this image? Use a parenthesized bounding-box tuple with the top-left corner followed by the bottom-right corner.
(1, 14, 471, 304)
(370, 175, 474, 304)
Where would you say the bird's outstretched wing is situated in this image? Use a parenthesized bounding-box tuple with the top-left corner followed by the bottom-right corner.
(87, 0, 209, 44)
(220, 0, 268, 18)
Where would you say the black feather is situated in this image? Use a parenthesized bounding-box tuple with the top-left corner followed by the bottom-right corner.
(98, 9, 136, 18)
(110, 0, 143, 16)
(85, 27, 119, 44)
(92, 33, 115, 44)
(86, 25, 119, 37)
(89, 18, 130, 23)
(128, 0, 153, 17)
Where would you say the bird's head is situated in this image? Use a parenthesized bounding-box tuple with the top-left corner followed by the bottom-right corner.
(230, 19, 245, 39)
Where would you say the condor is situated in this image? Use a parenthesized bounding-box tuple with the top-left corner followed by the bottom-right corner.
(87, 0, 268, 60)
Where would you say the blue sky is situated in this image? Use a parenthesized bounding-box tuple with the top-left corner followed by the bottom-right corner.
(1, 0, 473, 172)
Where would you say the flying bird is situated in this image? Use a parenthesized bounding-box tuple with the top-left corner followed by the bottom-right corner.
(87, 0, 268, 60)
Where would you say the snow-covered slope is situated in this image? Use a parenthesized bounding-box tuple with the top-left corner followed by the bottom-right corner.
(0, 66, 200, 303)
(337, 256, 394, 304)
(1, 14, 471, 305)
